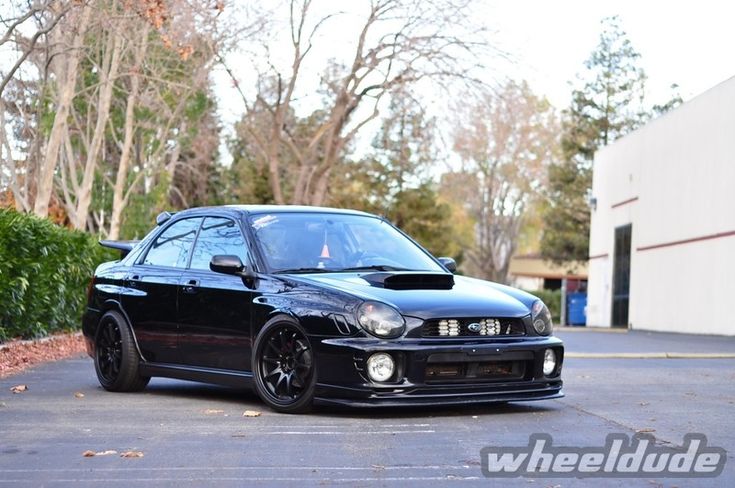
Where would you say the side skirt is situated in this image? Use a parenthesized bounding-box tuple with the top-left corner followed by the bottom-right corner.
(139, 362, 254, 389)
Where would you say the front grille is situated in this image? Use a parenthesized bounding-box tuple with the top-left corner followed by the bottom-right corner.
(425, 360, 526, 383)
(422, 317, 526, 337)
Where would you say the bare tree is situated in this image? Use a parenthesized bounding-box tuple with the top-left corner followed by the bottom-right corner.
(42, 0, 232, 234)
(32, 1, 91, 218)
(449, 81, 559, 283)
(228, 0, 486, 205)
(107, 23, 149, 240)
(102, 0, 253, 238)
(0, 0, 71, 96)
(69, 17, 125, 229)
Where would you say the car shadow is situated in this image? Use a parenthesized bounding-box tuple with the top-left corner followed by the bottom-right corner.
(138, 378, 559, 418)
(315, 401, 559, 419)
(139, 378, 259, 406)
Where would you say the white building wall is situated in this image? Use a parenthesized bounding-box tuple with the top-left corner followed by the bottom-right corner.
(587, 76, 735, 335)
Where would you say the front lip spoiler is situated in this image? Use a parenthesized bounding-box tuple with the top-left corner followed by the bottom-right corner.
(314, 388, 564, 408)
(313, 380, 564, 408)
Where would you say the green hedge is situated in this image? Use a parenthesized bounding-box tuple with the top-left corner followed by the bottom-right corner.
(0, 209, 112, 342)
(525, 288, 562, 324)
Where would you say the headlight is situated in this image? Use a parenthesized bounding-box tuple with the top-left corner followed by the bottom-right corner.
(531, 300, 553, 336)
(543, 348, 557, 376)
(366, 353, 395, 382)
(356, 301, 405, 339)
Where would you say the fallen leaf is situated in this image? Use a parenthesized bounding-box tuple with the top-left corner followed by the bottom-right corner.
(639, 402, 650, 406)
(243, 410, 261, 417)
(74, 392, 85, 398)
(204, 409, 224, 415)
(82, 449, 118, 457)
(371, 464, 385, 470)
(0, 402, 6, 408)
(0, 333, 85, 379)
(10, 384, 28, 393)
(120, 451, 144, 458)
(636, 428, 656, 433)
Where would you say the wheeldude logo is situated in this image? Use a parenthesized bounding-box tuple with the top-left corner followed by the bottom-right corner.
(481, 433, 726, 478)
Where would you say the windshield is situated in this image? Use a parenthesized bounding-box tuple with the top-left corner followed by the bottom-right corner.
(249, 212, 444, 273)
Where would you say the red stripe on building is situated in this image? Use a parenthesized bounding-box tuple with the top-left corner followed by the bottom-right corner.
(637, 229, 735, 252)
(611, 196, 639, 209)
(588, 253, 609, 260)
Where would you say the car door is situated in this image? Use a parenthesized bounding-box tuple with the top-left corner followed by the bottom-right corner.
(122, 217, 203, 364)
(177, 216, 254, 371)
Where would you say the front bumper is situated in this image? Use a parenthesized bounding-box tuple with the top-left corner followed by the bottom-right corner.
(312, 335, 564, 407)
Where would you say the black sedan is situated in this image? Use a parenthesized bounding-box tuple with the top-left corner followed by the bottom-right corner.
(83, 205, 563, 413)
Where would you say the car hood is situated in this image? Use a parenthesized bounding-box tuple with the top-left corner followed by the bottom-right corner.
(288, 272, 532, 319)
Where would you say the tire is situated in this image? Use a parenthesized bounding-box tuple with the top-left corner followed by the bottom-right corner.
(252, 316, 316, 413)
(94, 310, 150, 392)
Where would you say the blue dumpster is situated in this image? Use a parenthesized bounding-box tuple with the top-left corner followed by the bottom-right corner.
(567, 292, 587, 326)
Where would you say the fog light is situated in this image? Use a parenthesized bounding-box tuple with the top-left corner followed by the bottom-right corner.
(366, 353, 395, 382)
(543, 349, 557, 376)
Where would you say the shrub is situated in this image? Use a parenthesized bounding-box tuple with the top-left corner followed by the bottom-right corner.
(525, 288, 562, 324)
(0, 209, 112, 342)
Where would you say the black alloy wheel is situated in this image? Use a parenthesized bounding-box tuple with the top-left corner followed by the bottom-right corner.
(253, 318, 316, 413)
(93, 311, 150, 392)
(96, 320, 122, 383)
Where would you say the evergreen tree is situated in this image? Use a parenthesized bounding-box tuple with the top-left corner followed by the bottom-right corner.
(540, 16, 677, 264)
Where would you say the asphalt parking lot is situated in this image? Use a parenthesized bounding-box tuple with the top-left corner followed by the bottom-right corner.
(1, 329, 733, 487)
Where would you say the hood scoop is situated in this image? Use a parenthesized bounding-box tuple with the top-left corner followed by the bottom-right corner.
(362, 272, 455, 290)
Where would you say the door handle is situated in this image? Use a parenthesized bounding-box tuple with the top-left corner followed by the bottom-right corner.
(183, 279, 200, 294)
(125, 274, 141, 287)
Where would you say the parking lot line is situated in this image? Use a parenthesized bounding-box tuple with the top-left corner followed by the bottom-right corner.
(566, 352, 735, 359)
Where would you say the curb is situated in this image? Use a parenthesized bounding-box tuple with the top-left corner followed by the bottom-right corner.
(566, 352, 735, 359)
(556, 327, 628, 333)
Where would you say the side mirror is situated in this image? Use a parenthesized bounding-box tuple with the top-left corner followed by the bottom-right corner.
(210, 255, 258, 289)
(210, 254, 244, 274)
(437, 257, 457, 273)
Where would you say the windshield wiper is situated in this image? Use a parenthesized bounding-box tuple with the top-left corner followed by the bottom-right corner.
(338, 265, 411, 272)
(273, 267, 332, 274)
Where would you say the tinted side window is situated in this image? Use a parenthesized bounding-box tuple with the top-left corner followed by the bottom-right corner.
(143, 218, 202, 268)
(189, 217, 248, 271)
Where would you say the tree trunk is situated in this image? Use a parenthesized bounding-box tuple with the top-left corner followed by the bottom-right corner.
(72, 27, 124, 230)
(108, 27, 148, 240)
(309, 168, 330, 206)
(33, 5, 91, 218)
(290, 163, 310, 205)
(267, 151, 285, 204)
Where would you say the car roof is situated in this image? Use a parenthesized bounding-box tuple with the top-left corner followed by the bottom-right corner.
(174, 205, 378, 219)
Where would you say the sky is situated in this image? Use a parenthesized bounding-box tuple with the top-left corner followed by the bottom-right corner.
(213, 0, 735, 162)
(482, 0, 735, 107)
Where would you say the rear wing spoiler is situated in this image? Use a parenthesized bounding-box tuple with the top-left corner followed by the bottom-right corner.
(99, 240, 140, 259)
